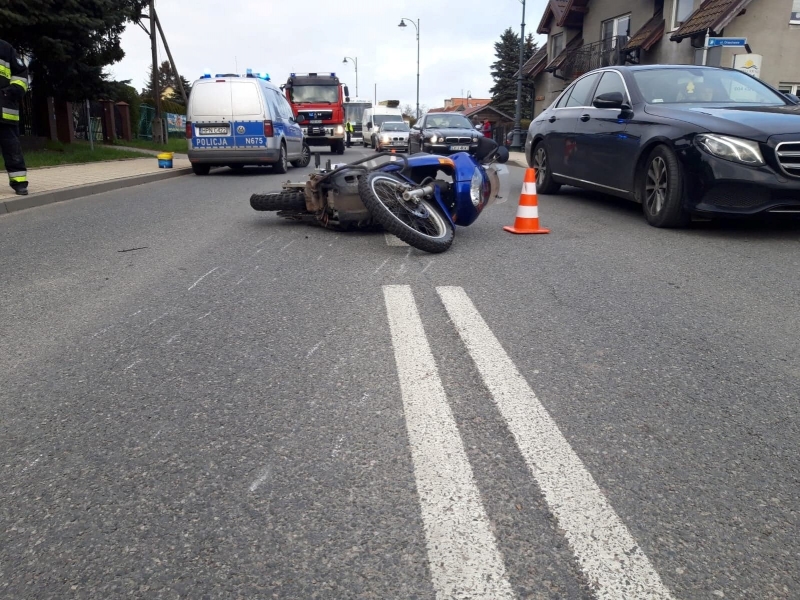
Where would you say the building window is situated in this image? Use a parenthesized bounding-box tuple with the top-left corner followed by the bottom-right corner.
(551, 33, 564, 59)
(671, 0, 694, 30)
(792, 0, 800, 24)
(601, 13, 630, 55)
(601, 14, 631, 44)
(779, 83, 800, 95)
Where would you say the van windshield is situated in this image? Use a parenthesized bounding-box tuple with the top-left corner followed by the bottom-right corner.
(373, 114, 402, 126)
(381, 122, 409, 131)
(290, 85, 339, 104)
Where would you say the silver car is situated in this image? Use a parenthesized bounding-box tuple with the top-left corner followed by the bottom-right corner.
(375, 121, 410, 152)
(186, 72, 309, 175)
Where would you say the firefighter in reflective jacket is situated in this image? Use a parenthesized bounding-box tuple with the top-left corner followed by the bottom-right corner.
(0, 39, 29, 196)
(345, 120, 354, 147)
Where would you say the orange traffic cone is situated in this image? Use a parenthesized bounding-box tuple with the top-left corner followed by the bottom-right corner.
(503, 168, 550, 235)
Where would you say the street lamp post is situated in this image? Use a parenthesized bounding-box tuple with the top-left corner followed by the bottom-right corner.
(342, 56, 358, 97)
(398, 18, 420, 120)
(512, 0, 526, 151)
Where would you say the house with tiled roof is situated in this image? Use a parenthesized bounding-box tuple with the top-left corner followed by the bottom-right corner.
(521, 0, 800, 116)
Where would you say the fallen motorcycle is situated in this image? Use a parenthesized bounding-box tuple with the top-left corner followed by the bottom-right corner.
(249, 136, 510, 254)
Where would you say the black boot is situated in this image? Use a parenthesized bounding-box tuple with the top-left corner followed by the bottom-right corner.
(15, 187, 28, 196)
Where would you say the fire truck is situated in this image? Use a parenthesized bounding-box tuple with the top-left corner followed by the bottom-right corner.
(283, 72, 350, 154)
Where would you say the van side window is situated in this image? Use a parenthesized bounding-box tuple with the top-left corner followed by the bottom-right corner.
(276, 92, 294, 120)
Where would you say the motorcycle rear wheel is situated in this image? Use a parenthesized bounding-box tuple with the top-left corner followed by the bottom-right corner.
(358, 172, 454, 254)
(250, 191, 306, 212)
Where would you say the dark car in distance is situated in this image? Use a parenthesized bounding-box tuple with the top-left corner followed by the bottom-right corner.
(409, 112, 480, 155)
(525, 64, 800, 227)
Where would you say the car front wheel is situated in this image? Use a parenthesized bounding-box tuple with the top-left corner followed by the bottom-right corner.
(531, 143, 560, 194)
(640, 145, 689, 228)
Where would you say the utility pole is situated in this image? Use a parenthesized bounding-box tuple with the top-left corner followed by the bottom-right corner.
(148, 0, 164, 144)
(154, 10, 188, 105)
(512, 0, 526, 151)
(399, 18, 420, 120)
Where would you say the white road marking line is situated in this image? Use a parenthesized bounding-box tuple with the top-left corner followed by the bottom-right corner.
(280, 239, 295, 251)
(148, 311, 170, 326)
(187, 267, 219, 291)
(384, 233, 409, 246)
(372, 258, 389, 275)
(249, 467, 271, 492)
(306, 340, 323, 359)
(421, 260, 434, 274)
(437, 286, 675, 600)
(382, 285, 516, 600)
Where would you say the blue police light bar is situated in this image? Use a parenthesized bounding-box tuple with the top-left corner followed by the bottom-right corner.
(202, 69, 211, 78)
(330, 72, 336, 77)
(246, 68, 253, 76)
(291, 72, 296, 77)
(259, 73, 271, 81)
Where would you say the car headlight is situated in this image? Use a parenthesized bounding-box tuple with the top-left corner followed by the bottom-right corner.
(336, 125, 344, 134)
(696, 134, 764, 166)
(470, 167, 484, 206)
(381, 134, 390, 142)
(429, 133, 441, 143)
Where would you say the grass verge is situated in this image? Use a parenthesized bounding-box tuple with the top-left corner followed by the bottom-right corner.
(116, 137, 188, 154)
(23, 141, 152, 169)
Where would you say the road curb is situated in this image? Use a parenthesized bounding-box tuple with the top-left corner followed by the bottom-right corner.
(0, 167, 193, 216)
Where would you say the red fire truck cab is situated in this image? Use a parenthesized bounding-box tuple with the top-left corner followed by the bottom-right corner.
(283, 72, 350, 155)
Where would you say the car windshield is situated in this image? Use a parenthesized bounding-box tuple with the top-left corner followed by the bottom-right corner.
(632, 68, 787, 105)
(381, 122, 409, 132)
(425, 114, 473, 129)
(289, 85, 339, 103)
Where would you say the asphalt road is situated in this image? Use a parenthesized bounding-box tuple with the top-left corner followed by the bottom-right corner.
(1, 145, 799, 599)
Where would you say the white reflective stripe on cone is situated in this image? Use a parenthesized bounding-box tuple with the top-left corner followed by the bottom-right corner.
(522, 181, 537, 195)
(516, 205, 539, 219)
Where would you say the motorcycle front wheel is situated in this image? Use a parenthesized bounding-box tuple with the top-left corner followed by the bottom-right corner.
(358, 172, 454, 254)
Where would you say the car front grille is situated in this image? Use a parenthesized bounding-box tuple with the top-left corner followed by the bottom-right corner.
(298, 110, 333, 121)
(445, 136, 471, 143)
(776, 141, 800, 178)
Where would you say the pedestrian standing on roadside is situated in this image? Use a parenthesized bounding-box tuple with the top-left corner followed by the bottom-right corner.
(345, 120, 354, 147)
(482, 119, 492, 141)
(0, 38, 29, 196)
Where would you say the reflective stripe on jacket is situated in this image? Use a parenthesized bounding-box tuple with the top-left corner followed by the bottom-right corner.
(0, 39, 29, 125)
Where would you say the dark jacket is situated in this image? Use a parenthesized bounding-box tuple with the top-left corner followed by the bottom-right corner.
(0, 39, 29, 125)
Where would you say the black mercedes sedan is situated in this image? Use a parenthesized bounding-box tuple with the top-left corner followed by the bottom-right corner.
(525, 65, 800, 227)
(408, 112, 480, 155)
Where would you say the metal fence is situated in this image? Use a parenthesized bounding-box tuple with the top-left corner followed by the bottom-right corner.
(560, 36, 628, 81)
(72, 101, 104, 142)
(19, 93, 35, 137)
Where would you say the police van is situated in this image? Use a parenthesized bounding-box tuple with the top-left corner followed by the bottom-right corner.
(186, 70, 309, 175)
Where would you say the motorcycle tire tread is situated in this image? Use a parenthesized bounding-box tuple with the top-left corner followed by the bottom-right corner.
(250, 191, 306, 212)
(357, 172, 454, 254)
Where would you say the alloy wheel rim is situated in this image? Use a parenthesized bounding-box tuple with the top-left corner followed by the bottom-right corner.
(534, 148, 547, 185)
(645, 156, 668, 214)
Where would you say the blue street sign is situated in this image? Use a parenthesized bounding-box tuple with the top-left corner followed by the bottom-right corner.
(708, 37, 747, 47)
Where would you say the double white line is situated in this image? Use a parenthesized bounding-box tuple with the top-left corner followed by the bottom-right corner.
(383, 285, 675, 600)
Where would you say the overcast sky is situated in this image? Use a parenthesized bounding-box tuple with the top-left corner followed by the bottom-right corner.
(108, 0, 549, 109)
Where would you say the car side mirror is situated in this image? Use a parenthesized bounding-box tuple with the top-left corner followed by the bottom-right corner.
(786, 93, 800, 104)
(593, 91, 625, 109)
(367, 122, 372, 129)
(344, 86, 350, 98)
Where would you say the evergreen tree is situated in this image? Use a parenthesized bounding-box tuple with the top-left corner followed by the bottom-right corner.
(490, 28, 539, 117)
(0, 0, 147, 100)
(142, 61, 192, 105)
